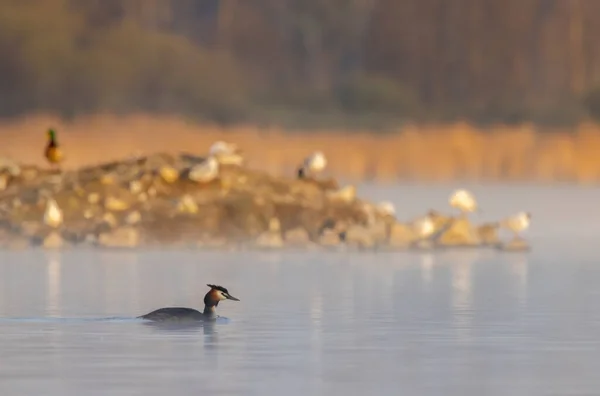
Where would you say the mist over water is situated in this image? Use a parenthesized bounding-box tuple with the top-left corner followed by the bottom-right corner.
(0, 185, 599, 396)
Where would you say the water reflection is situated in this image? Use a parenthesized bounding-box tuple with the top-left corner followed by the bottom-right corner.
(445, 250, 482, 343)
(506, 253, 529, 308)
(44, 252, 62, 317)
(418, 253, 435, 286)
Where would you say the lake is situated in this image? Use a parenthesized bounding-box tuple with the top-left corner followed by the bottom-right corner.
(0, 184, 599, 396)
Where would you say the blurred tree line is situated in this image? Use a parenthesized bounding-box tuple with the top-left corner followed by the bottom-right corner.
(1, 0, 600, 127)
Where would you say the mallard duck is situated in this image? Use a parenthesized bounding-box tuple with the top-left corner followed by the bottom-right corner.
(44, 128, 64, 170)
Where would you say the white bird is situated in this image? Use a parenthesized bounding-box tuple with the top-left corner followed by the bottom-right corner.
(43, 198, 63, 228)
(376, 201, 396, 218)
(500, 211, 531, 240)
(412, 214, 435, 239)
(209, 141, 240, 156)
(449, 189, 478, 215)
(298, 151, 327, 179)
(188, 156, 219, 183)
(208, 141, 244, 166)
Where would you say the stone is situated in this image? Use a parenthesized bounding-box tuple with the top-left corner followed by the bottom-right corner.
(326, 185, 356, 203)
(388, 223, 414, 247)
(129, 180, 143, 195)
(97, 227, 140, 248)
(284, 227, 311, 247)
(102, 212, 118, 228)
(100, 174, 116, 185)
(43, 198, 63, 228)
(0, 157, 21, 176)
(104, 196, 129, 211)
(43, 231, 64, 249)
(159, 166, 179, 183)
(176, 194, 198, 214)
(498, 238, 531, 252)
(20, 221, 42, 237)
(0, 174, 9, 191)
(255, 231, 283, 249)
(343, 225, 375, 249)
(477, 222, 500, 245)
(318, 229, 340, 247)
(83, 209, 94, 219)
(437, 217, 479, 246)
(87, 193, 100, 204)
(125, 210, 141, 225)
(268, 217, 281, 233)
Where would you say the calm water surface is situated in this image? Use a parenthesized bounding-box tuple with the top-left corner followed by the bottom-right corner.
(0, 185, 599, 396)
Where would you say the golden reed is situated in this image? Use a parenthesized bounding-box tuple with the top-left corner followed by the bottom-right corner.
(0, 113, 599, 183)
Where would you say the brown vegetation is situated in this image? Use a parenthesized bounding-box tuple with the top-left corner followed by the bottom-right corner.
(2, 114, 600, 183)
(1, 0, 600, 125)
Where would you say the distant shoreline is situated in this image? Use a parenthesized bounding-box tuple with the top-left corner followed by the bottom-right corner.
(0, 113, 598, 183)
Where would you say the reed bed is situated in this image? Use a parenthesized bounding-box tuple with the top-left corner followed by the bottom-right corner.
(1, 113, 599, 183)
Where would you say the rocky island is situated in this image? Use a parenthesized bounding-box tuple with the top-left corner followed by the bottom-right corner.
(0, 151, 530, 251)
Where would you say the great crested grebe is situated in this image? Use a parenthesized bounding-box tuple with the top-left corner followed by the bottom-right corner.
(138, 284, 240, 322)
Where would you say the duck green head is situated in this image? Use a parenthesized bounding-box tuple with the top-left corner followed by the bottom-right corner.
(47, 128, 56, 141)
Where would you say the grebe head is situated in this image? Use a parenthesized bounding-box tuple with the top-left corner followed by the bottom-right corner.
(204, 284, 240, 307)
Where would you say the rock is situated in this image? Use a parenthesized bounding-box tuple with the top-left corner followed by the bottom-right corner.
(388, 223, 414, 247)
(498, 238, 531, 252)
(101, 212, 118, 228)
(43, 198, 63, 228)
(87, 193, 100, 204)
(159, 166, 179, 183)
(20, 166, 39, 181)
(0, 174, 9, 191)
(0, 157, 21, 176)
(319, 229, 341, 247)
(83, 209, 94, 219)
(326, 185, 356, 203)
(0, 151, 527, 251)
(125, 210, 141, 225)
(176, 194, 198, 214)
(369, 220, 389, 244)
(343, 225, 375, 249)
(215, 153, 244, 166)
(255, 231, 283, 249)
(477, 222, 500, 245)
(97, 226, 140, 248)
(104, 196, 129, 211)
(43, 231, 64, 249)
(284, 227, 310, 247)
(19, 221, 42, 237)
(100, 174, 116, 185)
(437, 217, 479, 246)
(129, 180, 143, 195)
(268, 217, 281, 233)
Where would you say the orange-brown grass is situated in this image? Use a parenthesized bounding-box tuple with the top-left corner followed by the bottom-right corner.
(1, 113, 600, 183)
